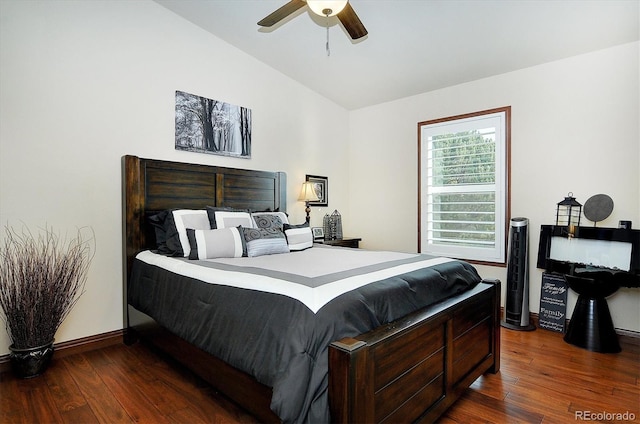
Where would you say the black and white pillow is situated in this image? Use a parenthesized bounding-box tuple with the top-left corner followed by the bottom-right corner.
(252, 214, 285, 232)
(283, 222, 313, 251)
(186, 227, 244, 260)
(206, 206, 254, 229)
(239, 226, 289, 257)
(251, 211, 289, 228)
(149, 209, 209, 257)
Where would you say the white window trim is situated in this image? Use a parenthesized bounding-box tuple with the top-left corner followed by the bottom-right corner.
(418, 107, 510, 265)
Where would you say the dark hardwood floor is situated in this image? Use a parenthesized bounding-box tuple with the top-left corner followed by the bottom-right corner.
(1, 328, 638, 423)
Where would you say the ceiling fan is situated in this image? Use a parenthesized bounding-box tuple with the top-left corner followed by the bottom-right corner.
(258, 0, 368, 40)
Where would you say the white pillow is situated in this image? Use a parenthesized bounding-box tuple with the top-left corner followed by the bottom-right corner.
(172, 209, 210, 257)
(283, 223, 313, 251)
(213, 211, 254, 229)
(187, 228, 244, 259)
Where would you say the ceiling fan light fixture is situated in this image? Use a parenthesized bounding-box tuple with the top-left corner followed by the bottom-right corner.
(306, 0, 348, 17)
(258, 0, 367, 41)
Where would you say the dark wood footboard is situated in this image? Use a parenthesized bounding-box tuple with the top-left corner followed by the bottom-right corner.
(329, 279, 500, 424)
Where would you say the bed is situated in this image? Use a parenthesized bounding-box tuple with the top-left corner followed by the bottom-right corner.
(122, 155, 501, 423)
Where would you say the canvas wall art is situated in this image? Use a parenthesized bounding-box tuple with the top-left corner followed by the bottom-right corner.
(175, 90, 251, 158)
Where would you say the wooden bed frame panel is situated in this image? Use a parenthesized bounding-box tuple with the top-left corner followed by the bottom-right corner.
(122, 155, 500, 423)
(329, 280, 500, 423)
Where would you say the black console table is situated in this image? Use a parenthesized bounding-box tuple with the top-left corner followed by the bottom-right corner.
(537, 225, 640, 353)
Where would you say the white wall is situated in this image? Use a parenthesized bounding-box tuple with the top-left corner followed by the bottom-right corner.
(0, 0, 350, 355)
(349, 42, 640, 332)
(1, 1, 638, 360)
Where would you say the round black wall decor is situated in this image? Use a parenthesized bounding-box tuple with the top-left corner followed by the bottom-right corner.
(583, 194, 614, 224)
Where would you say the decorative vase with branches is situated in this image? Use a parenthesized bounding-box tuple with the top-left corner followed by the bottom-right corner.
(0, 225, 94, 378)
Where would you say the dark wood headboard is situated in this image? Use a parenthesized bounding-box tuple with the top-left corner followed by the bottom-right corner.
(121, 155, 287, 307)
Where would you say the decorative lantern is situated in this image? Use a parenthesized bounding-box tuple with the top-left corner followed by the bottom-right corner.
(323, 210, 343, 240)
(556, 192, 582, 235)
(331, 210, 343, 240)
(323, 214, 331, 240)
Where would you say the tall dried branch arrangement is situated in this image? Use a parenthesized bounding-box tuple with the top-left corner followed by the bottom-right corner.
(0, 225, 94, 349)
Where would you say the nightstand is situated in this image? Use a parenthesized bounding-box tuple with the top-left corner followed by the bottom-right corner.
(317, 237, 361, 248)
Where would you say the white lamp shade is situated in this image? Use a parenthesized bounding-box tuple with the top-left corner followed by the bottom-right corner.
(306, 0, 348, 17)
(299, 182, 320, 202)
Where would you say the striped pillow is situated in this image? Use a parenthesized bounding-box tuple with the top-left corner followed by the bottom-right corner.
(240, 227, 289, 257)
(283, 223, 313, 251)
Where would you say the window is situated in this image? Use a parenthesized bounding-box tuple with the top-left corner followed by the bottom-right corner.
(418, 107, 510, 265)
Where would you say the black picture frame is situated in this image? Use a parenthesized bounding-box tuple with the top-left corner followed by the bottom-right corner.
(312, 227, 325, 239)
(305, 175, 328, 207)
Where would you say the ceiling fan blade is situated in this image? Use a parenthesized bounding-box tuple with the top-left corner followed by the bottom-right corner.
(257, 0, 307, 27)
(337, 2, 368, 40)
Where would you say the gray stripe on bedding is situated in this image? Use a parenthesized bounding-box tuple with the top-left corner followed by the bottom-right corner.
(176, 251, 438, 288)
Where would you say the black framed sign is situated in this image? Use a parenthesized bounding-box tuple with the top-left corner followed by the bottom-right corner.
(539, 272, 568, 333)
(305, 175, 328, 207)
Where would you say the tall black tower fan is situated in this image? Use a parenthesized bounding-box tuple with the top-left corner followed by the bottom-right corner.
(501, 217, 536, 331)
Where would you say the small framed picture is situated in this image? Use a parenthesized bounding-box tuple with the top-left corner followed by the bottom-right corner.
(312, 227, 325, 240)
(306, 175, 328, 207)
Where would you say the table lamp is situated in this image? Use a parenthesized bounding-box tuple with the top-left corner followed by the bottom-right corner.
(299, 182, 320, 223)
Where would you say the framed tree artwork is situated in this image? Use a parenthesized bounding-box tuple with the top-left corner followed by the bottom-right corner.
(175, 90, 251, 159)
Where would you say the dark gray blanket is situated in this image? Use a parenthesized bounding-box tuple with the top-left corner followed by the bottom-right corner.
(128, 250, 481, 423)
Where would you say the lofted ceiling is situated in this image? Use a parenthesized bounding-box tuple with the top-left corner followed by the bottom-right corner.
(155, 0, 639, 110)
